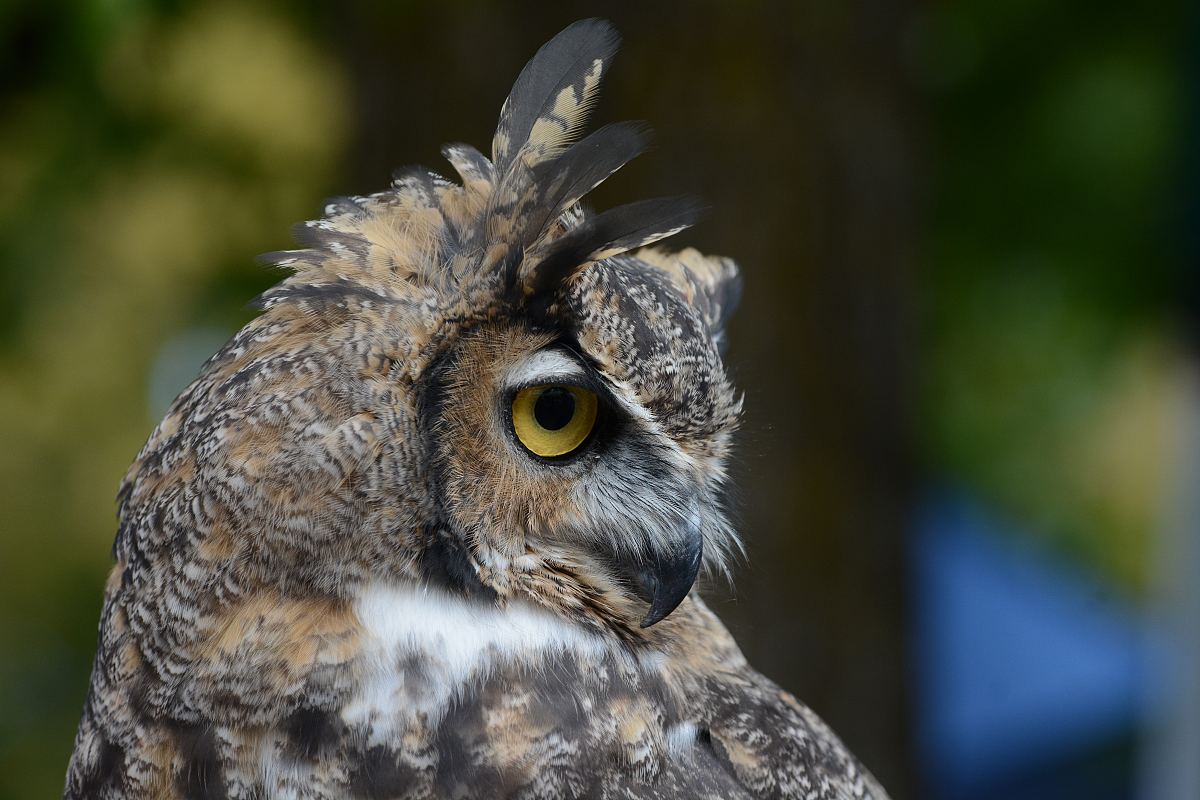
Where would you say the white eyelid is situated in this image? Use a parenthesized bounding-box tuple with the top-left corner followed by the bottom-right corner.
(505, 349, 585, 388)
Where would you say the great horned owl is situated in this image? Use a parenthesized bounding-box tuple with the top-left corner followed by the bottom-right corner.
(66, 19, 889, 800)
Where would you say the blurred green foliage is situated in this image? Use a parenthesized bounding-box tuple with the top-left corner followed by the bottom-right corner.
(915, 0, 1185, 591)
(0, 0, 1187, 797)
(0, 2, 348, 795)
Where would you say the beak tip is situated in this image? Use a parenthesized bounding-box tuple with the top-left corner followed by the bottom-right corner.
(636, 533, 703, 629)
(640, 603, 671, 629)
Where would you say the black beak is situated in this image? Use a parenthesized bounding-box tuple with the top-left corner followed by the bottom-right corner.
(625, 516, 704, 628)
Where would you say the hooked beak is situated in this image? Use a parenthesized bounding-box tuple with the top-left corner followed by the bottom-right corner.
(624, 515, 704, 628)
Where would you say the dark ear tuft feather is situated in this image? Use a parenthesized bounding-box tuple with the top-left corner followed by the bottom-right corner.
(527, 195, 705, 298)
(478, 22, 706, 310)
(492, 18, 620, 170)
(522, 121, 651, 244)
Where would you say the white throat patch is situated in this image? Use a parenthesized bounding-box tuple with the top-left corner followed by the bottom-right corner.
(343, 582, 608, 742)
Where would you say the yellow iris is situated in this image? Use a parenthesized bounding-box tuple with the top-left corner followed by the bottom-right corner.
(511, 384, 598, 458)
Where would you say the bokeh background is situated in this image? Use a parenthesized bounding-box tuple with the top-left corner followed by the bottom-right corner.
(1, 1, 1196, 798)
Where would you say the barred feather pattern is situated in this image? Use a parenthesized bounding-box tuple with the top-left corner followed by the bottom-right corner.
(65, 18, 889, 800)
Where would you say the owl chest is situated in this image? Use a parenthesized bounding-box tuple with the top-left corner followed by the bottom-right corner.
(264, 585, 689, 789)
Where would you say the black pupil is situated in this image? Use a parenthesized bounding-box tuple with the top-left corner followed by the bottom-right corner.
(533, 387, 576, 431)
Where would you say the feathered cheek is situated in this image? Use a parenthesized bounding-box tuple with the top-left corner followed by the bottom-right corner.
(440, 442, 580, 541)
(518, 483, 586, 536)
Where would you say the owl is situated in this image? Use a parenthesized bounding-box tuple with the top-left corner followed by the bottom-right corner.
(66, 18, 889, 800)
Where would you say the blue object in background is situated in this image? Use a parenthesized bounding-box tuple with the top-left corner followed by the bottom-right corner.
(914, 495, 1150, 799)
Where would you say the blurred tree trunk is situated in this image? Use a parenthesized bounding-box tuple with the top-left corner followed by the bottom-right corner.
(321, 1, 921, 795)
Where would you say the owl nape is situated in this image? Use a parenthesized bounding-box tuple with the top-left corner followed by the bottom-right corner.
(66, 19, 890, 800)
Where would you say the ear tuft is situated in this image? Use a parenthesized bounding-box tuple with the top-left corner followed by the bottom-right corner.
(492, 18, 620, 171)
(526, 196, 705, 298)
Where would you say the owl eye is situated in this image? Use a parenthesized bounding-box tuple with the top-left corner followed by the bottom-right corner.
(510, 384, 599, 458)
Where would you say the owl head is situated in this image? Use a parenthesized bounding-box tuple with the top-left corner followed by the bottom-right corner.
(119, 19, 742, 639)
